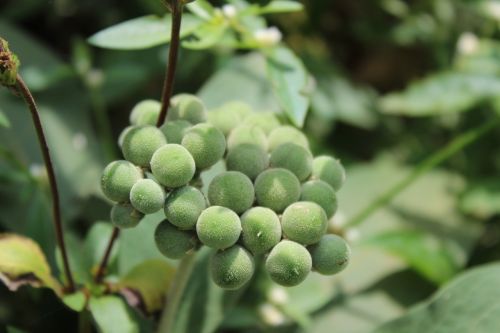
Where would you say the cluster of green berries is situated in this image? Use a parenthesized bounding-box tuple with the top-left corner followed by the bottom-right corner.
(100, 94, 350, 290)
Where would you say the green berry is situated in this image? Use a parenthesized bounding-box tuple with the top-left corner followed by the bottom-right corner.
(168, 94, 207, 124)
(281, 201, 327, 245)
(130, 179, 165, 214)
(207, 109, 241, 136)
(270, 143, 313, 181)
(196, 206, 241, 249)
(150, 144, 196, 188)
(268, 126, 309, 152)
(129, 100, 161, 126)
(226, 144, 269, 180)
(118, 126, 133, 148)
(243, 113, 281, 135)
(312, 156, 346, 191)
(227, 125, 267, 151)
(301, 180, 337, 218)
(121, 126, 167, 167)
(101, 160, 143, 202)
(223, 101, 253, 120)
(155, 220, 197, 259)
(240, 207, 281, 255)
(160, 120, 192, 144)
(208, 171, 255, 214)
(254, 168, 301, 213)
(164, 186, 206, 230)
(309, 234, 350, 275)
(181, 123, 226, 169)
(265, 240, 312, 287)
(110, 202, 144, 229)
(211, 245, 255, 290)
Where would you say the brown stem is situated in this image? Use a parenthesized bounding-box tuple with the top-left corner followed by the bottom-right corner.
(15, 74, 75, 292)
(94, 227, 120, 283)
(156, 0, 183, 127)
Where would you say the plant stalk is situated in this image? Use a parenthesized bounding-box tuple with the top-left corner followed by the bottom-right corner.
(15, 74, 75, 292)
(94, 227, 120, 283)
(345, 117, 500, 228)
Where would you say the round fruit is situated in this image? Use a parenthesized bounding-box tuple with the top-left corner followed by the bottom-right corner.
(243, 113, 281, 135)
(164, 186, 206, 230)
(129, 100, 161, 126)
(227, 125, 267, 151)
(181, 123, 226, 170)
(254, 168, 301, 213)
(312, 156, 346, 191)
(211, 245, 255, 290)
(268, 126, 309, 152)
(150, 144, 196, 188)
(222, 101, 253, 120)
(121, 126, 167, 167)
(155, 220, 197, 259)
(207, 108, 241, 136)
(265, 240, 312, 287)
(168, 94, 207, 124)
(301, 180, 337, 218)
(101, 160, 143, 202)
(130, 179, 165, 214)
(118, 126, 133, 148)
(270, 143, 313, 181)
(226, 144, 269, 180)
(281, 201, 327, 245)
(196, 206, 241, 249)
(309, 234, 350, 275)
(110, 202, 144, 229)
(240, 207, 281, 255)
(160, 120, 192, 144)
(207, 171, 255, 214)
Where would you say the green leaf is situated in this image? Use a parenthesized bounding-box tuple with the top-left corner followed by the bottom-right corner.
(0, 109, 10, 128)
(266, 46, 311, 127)
(0, 234, 61, 295)
(88, 15, 202, 50)
(379, 72, 500, 116)
(374, 263, 500, 333)
(182, 21, 228, 50)
(186, 0, 215, 20)
(83, 222, 120, 278)
(62, 290, 87, 312)
(460, 178, 500, 219)
(256, 1, 304, 14)
(89, 296, 139, 333)
(118, 259, 175, 315)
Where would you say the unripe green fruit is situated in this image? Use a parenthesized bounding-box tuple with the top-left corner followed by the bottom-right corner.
(129, 100, 161, 126)
(312, 156, 346, 191)
(129, 179, 166, 214)
(270, 143, 313, 181)
(301, 180, 337, 218)
(243, 113, 281, 135)
(155, 220, 197, 259)
(160, 120, 192, 144)
(208, 171, 255, 214)
(150, 144, 196, 188)
(254, 168, 301, 213)
(281, 201, 328, 245)
(223, 101, 253, 120)
(211, 245, 255, 290)
(240, 207, 281, 255)
(118, 126, 133, 148)
(164, 186, 206, 230)
(181, 123, 226, 169)
(268, 126, 309, 152)
(121, 126, 167, 167)
(226, 144, 269, 180)
(110, 202, 144, 229)
(207, 109, 241, 136)
(227, 125, 267, 151)
(309, 234, 350, 275)
(168, 94, 207, 124)
(101, 160, 143, 202)
(196, 206, 241, 249)
(265, 240, 312, 287)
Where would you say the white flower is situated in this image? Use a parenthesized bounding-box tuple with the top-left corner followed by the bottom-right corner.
(254, 27, 282, 46)
(268, 286, 288, 305)
(222, 4, 237, 18)
(457, 32, 479, 55)
(258, 303, 286, 326)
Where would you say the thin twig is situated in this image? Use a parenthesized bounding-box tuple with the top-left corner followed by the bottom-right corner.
(94, 227, 120, 283)
(16, 74, 75, 292)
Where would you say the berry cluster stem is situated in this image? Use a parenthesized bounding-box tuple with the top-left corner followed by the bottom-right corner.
(16, 74, 75, 292)
(94, 227, 120, 283)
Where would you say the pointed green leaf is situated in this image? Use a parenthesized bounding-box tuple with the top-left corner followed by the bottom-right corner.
(186, 0, 215, 20)
(0, 234, 61, 295)
(182, 21, 228, 50)
(62, 290, 87, 312)
(266, 46, 311, 127)
(89, 296, 139, 333)
(256, 1, 303, 14)
(0, 109, 10, 127)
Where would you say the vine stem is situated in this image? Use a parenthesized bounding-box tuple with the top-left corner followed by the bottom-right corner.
(157, 252, 196, 333)
(15, 74, 75, 292)
(94, 0, 184, 282)
(345, 117, 500, 228)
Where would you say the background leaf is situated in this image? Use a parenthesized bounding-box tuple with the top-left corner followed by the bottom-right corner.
(89, 296, 139, 333)
(256, 0, 304, 14)
(0, 109, 10, 128)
